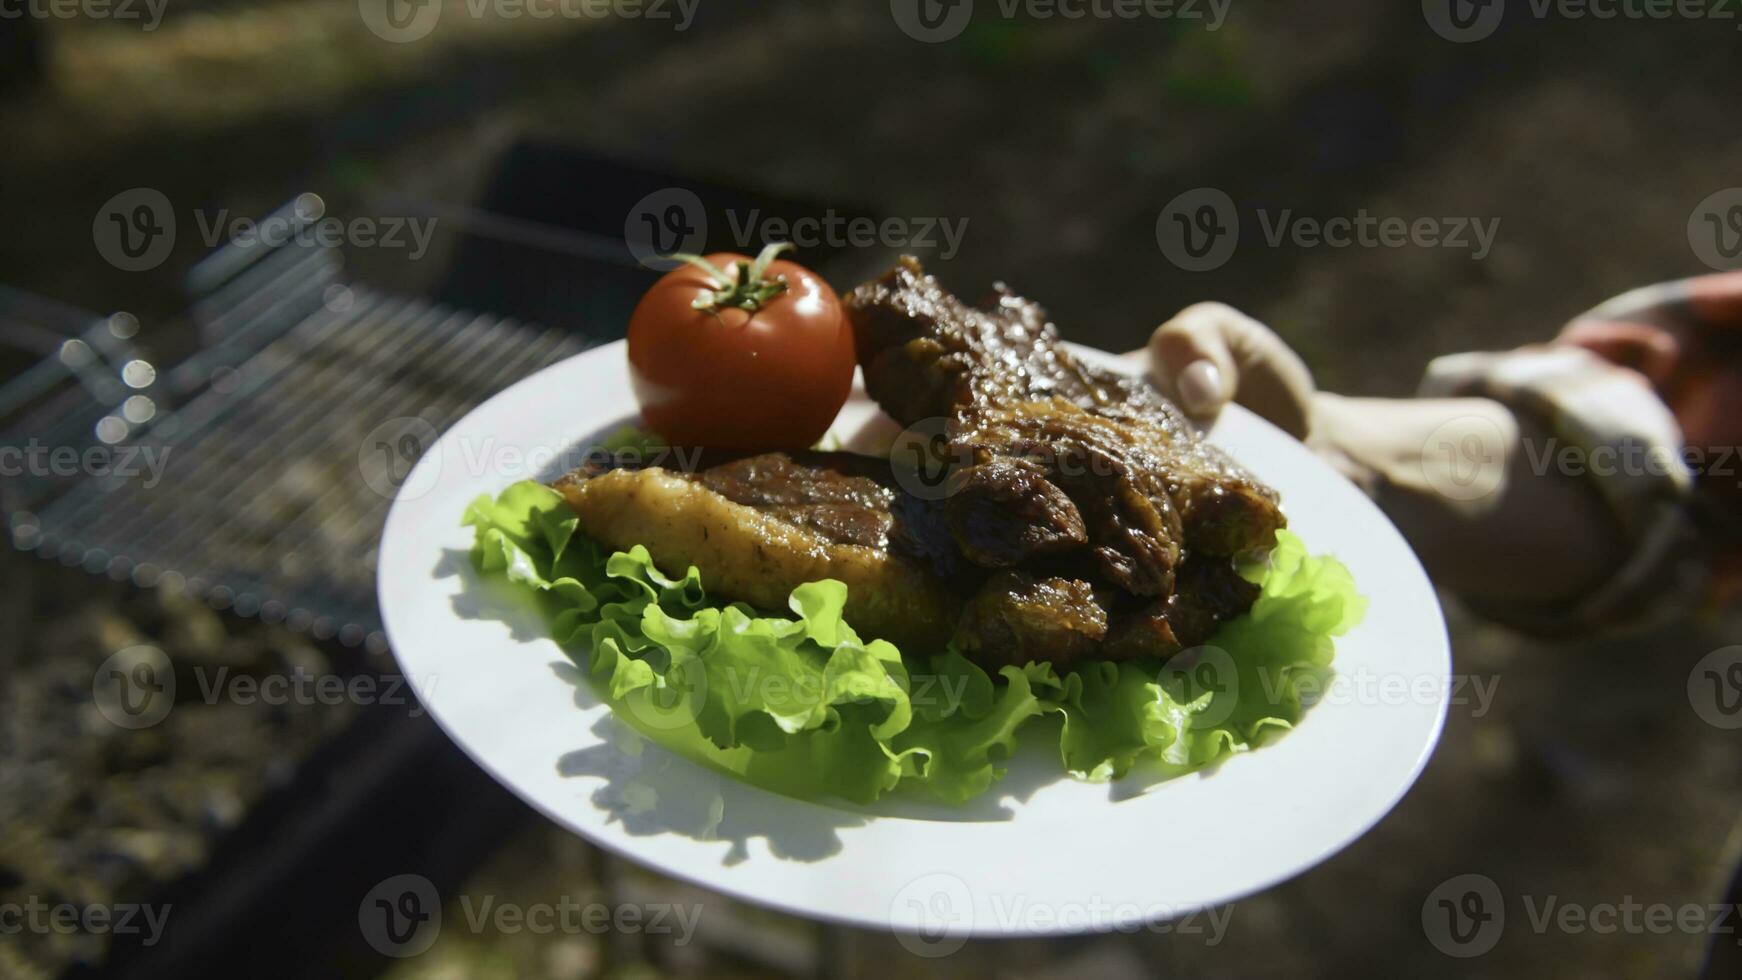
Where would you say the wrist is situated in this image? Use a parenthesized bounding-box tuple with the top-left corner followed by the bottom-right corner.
(1307, 392, 1519, 509)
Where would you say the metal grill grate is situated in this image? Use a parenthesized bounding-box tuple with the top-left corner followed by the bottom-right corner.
(5, 161, 871, 658)
(3, 198, 594, 653)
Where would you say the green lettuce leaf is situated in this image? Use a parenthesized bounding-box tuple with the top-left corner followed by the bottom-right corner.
(464, 481, 1364, 804)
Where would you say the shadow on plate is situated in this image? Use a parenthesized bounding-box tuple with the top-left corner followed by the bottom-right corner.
(439, 547, 551, 644)
(438, 542, 865, 862)
(551, 666, 869, 865)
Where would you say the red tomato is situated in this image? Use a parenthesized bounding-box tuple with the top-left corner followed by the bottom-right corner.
(627, 245, 854, 450)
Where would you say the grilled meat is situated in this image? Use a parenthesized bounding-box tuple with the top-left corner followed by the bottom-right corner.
(954, 571, 1107, 669)
(845, 257, 1283, 661)
(553, 450, 965, 650)
(943, 456, 1087, 568)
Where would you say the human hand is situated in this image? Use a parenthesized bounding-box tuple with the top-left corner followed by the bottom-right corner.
(1557, 271, 1742, 477)
(1137, 302, 1318, 439)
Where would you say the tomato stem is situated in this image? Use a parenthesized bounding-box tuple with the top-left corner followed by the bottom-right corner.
(674, 242, 795, 314)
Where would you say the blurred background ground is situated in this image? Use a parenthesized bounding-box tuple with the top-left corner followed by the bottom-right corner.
(2, 1, 1741, 977)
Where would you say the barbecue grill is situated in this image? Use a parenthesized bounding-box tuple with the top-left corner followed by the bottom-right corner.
(4, 197, 595, 653)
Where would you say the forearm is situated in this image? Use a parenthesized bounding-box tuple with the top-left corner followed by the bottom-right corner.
(1310, 392, 1627, 606)
(1140, 299, 1703, 626)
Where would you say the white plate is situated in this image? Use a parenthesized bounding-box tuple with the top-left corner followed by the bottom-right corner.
(378, 340, 1448, 941)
